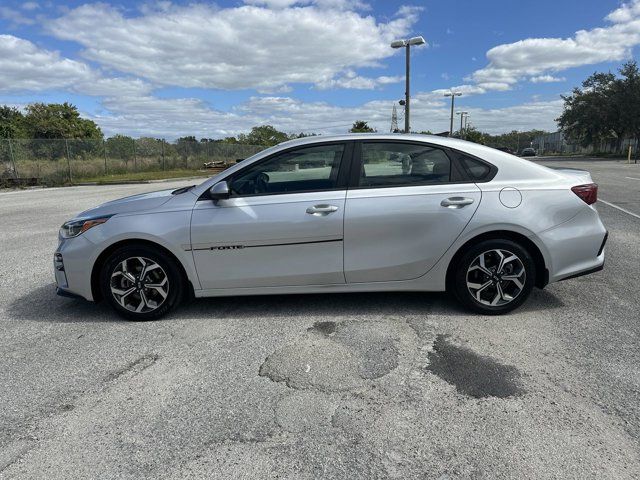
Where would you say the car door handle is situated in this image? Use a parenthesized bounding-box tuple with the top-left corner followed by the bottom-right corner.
(441, 197, 475, 208)
(306, 204, 339, 216)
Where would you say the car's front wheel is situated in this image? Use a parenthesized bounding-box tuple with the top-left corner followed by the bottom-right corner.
(100, 245, 184, 321)
(452, 239, 535, 315)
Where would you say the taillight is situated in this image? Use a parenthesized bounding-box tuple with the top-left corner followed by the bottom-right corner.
(571, 183, 598, 205)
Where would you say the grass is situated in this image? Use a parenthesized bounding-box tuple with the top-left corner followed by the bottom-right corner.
(74, 168, 214, 184)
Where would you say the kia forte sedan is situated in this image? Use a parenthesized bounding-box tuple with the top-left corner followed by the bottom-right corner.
(54, 134, 607, 320)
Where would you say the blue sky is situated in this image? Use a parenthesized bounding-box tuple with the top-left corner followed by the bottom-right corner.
(0, 0, 638, 138)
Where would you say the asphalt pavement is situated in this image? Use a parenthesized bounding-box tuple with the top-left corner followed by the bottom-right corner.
(0, 158, 639, 479)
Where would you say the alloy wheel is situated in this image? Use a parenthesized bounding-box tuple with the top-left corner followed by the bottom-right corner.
(466, 249, 526, 306)
(110, 257, 169, 313)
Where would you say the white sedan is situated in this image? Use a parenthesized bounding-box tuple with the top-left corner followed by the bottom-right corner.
(54, 134, 607, 320)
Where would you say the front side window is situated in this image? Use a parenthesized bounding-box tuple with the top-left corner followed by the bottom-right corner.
(358, 142, 451, 188)
(230, 144, 345, 196)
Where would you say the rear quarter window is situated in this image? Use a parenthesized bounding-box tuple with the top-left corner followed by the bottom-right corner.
(458, 154, 495, 182)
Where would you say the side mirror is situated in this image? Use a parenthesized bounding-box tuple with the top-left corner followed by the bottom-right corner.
(209, 181, 230, 201)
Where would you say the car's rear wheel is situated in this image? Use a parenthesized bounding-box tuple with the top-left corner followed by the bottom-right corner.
(452, 239, 535, 315)
(100, 245, 183, 321)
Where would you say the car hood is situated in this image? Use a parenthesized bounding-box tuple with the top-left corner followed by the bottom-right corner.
(76, 188, 177, 219)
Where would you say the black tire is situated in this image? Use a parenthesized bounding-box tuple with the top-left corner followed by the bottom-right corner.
(451, 239, 535, 315)
(100, 245, 184, 321)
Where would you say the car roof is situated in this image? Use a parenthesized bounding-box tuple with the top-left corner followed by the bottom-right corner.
(274, 133, 480, 150)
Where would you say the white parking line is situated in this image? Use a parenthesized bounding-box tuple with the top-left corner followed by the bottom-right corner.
(625, 176, 640, 181)
(599, 199, 640, 220)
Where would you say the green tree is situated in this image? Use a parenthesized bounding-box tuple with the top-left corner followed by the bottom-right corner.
(349, 121, 376, 133)
(462, 127, 487, 145)
(23, 102, 102, 139)
(0, 106, 26, 139)
(135, 137, 163, 157)
(106, 135, 135, 165)
(557, 72, 618, 149)
(240, 125, 290, 146)
(478, 129, 548, 152)
(556, 61, 640, 153)
(614, 61, 640, 149)
(216, 136, 239, 144)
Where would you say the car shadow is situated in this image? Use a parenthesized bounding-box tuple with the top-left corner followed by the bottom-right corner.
(7, 283, 116, 323)
(8, 282, 565, 324)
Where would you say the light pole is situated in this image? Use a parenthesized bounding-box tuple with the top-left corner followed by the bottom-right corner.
(444, 91, 462, 136)
(391, 36, 426, 133)
(456, 111, 468, 138)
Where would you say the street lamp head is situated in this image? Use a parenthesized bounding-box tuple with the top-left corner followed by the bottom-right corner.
(391, 36, 425, 48)
(444, 91, 462, 97)
(407, 36, 426, 46)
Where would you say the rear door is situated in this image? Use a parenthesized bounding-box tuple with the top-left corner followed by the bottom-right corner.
(344, 140, 482, 283)
(191, 142, 352, 290)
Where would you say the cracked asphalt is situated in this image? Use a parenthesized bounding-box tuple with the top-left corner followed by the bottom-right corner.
(1, 158, 639, 479)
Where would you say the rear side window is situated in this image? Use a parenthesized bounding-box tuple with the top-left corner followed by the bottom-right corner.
(358, 142, 451, 188)
(458, 154, 492, 181)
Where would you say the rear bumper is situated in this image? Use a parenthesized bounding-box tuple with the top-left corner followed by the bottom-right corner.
(557, 263, 604, 282)
(538, 207, 607, 284)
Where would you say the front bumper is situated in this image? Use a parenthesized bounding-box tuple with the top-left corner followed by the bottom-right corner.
(53, 235, 97, 301)
(56, 287, 86, 300)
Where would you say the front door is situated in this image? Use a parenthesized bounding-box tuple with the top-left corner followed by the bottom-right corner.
(344, 141, 481, 283)
(191, 142, 351, 290)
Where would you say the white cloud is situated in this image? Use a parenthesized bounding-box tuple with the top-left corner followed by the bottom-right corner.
(84, 89, 562, 139)
(0, 35, 152, 97)
(48, 2, 421, 91)
(530, 75, 566, 83)
(315, 70, 402, 89)
(22, 2, 40, 11)
(244, 0, 369, 9)
(469, 0, 640, 89)
(0, 34, 91, 91)
(0, 6, 37, 26)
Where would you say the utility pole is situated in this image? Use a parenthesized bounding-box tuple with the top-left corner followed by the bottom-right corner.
(7, 138, 18, 178)
(103, 138, 108, 174)
(404, 44, 410, 133)
(456, 111, 468, 138)
(161, 139, 166, 170)
(444, 91, 462, 136)
(391, 36, 425, 133)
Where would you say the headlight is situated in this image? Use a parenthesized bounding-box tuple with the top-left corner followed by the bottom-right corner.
(60, 215, 113, 239)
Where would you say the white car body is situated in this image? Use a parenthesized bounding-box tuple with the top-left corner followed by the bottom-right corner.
(54, 134, 607, 317)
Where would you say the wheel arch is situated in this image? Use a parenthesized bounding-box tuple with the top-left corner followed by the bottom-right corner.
(445, 230, 549, 290)
(91, 238, 194, 302)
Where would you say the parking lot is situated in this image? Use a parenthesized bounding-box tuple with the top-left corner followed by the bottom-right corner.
(1, 157, 639, 479)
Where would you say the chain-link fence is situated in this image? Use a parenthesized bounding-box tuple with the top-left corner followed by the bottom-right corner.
(0, 138, 265, 185)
